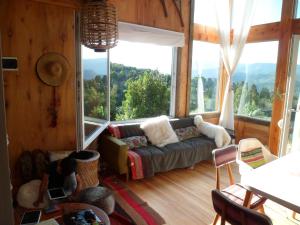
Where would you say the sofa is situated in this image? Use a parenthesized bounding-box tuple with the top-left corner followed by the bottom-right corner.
(98, 117, 217, 180)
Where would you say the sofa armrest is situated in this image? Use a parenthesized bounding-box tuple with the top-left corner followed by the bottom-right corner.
(98, 135, 129, 177)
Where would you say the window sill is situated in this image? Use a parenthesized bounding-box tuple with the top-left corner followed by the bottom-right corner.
(110, 115, 176, 125)
(235, 115, 271, 126)
(189, 111, 220, 119)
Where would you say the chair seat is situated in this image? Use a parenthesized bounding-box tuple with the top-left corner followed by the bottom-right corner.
(221, 183, 266, 209)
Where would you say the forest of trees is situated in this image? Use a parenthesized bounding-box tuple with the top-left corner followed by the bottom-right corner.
(85, 62, 275, 122)
(84, 63, 171, 121)
(189, 76, 274, 120)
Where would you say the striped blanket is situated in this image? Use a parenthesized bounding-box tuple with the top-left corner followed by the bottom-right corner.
(128, 150, 144, 180)
(104, 177, 166, 225)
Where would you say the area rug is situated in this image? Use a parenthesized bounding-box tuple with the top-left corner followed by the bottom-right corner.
(104, 177, 166, 225)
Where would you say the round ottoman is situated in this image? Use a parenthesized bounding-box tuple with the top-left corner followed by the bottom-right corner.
(76, 186, 115, 215)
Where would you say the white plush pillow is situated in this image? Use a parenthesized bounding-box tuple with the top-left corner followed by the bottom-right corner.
(140, 115, 179, 147)
(17, 180, 49, 209)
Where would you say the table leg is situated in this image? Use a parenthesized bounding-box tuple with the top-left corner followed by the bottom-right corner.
(243, 190, 253, 208)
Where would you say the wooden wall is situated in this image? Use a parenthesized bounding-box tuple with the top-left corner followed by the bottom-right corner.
(234, 117, 270, 145)
(0, 0, 77, 180)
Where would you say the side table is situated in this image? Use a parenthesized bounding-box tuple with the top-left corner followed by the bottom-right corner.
(15, 203, 110, 225)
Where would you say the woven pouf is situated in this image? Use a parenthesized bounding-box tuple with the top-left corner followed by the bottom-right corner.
(73, 150, 100, 189)
(76, 186, 115, 215)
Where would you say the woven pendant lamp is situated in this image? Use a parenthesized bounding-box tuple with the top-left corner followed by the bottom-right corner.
(81, 0, 118, 52)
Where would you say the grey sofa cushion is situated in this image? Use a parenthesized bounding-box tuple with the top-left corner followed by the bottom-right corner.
(182, 136, 216, 161)
(170, 117, 194, 130)
(116, 123, 145, 138)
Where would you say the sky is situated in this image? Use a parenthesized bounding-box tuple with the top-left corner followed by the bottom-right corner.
(110, 41, 173, 74)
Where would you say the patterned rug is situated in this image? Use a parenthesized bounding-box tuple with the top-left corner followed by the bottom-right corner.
(104, 177, 166, 225)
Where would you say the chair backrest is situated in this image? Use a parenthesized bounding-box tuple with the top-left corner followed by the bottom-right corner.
(238, 138, 271, 162)
(212, 145, 237, 189)
(212, 189, 273, 225)
(212, 145, 237, 168)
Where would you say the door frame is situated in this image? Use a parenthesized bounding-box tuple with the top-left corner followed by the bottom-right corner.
(279, 35, 300, 156)
(0, 34, 14, 224)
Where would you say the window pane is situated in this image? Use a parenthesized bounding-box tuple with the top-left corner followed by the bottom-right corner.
(251, 0, 282, 25)
(296, 0, 300, 18)
(82, 45, 109, 138)
(194, 0, 217, 27)
(233, 41, 279, 120)
(110, 41, 173, 121)
(190, 41, 220, 114)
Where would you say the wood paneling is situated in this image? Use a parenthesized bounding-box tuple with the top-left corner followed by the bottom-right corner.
(109, 0, 184, 32)
(0, 0, 77, 180)
(234, 117, 270, 145)
(269, 0, 295, 155)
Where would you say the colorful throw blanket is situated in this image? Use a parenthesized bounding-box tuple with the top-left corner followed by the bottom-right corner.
(104, 177, 166, 225)
(128, 150, 144, 180)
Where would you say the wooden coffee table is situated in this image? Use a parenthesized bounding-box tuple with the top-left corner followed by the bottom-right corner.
(15, 202, 110, 225)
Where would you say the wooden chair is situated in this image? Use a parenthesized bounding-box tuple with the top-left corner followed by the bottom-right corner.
(212, 189, 273, 225)
(212, 145, 266, 225)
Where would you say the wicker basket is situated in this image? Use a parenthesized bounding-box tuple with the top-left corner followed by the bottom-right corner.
(75, 150, 100, 189)
(81, 0, 118, 51)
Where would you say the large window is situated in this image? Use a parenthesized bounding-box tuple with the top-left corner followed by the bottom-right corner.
(190, 41, 220, 114)
(109, 41, 175, 121)
(251, 0, 282, 25)
(233, 41, 279, 120)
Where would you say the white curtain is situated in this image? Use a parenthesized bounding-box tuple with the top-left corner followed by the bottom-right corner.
(197, 75, 205, 113)
(291, 94, 300, 152)
(214, 0, 256, 130)
(118, 22, 185, 47)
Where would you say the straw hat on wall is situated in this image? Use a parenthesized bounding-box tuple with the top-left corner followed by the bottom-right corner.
(36, 53, 70, 86)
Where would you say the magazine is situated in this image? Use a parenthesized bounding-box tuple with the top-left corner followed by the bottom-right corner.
(63, 209, 105, 225)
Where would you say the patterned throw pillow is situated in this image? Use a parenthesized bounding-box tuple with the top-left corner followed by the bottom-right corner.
(175, 126, 200, 141)
(108, 125, 121, 138)
(121, 136, 148, 150)
(241, 147, 266, 169)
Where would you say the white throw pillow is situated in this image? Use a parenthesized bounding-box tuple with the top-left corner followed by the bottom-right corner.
(140, 115, 179, 147)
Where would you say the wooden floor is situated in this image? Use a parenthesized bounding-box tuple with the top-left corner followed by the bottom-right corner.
(127, 161, 300, 225)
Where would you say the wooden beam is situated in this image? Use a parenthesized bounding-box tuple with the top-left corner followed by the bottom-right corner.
(193, 23, 219, 43)
(175, 0, 191, 117)
(292, 18, 300, 34)
(247, 22, 280, 43)
(30, 0, 83, 9)
(268, 0, 295, 155)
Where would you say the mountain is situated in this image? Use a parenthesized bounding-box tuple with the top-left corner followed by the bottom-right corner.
(193, 63, 300, 91)
(83, 58, 107, 80)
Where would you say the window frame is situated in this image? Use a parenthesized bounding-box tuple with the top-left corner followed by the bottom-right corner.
(188, 0, 222, 116)
(76, 13, 110, 150)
